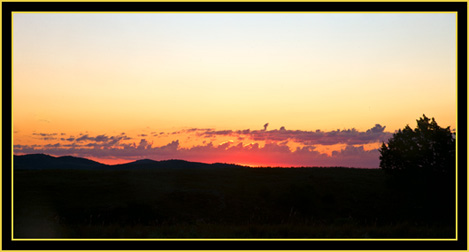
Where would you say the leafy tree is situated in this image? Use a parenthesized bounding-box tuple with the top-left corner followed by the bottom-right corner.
(379, 115, 455, 179)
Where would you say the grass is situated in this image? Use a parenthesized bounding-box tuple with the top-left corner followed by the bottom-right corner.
(13, 167, 456, 239)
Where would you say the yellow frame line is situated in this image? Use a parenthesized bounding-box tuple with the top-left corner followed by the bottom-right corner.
(11, 238, 459, 241)
(11, 11, 459, 14)
(454, 12, 458, 242)
(10, 10, 14, 242)
(2, 0, 467, 3)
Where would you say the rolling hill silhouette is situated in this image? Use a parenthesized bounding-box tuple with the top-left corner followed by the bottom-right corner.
(13, 154, 246, 170)
(14, 154, 107, 170)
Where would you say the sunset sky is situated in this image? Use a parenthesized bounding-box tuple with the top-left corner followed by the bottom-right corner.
(12, 13, 457, 167)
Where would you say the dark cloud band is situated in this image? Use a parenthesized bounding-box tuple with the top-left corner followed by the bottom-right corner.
(193, 124, 392, 146)
(14, 139, 380, 168)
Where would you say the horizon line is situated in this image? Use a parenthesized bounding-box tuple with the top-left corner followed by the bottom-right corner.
(12, 153, 379, 169)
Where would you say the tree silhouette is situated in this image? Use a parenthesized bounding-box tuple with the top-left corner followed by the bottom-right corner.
(379, 115, 456, 224)
(379, 115, 455, 180)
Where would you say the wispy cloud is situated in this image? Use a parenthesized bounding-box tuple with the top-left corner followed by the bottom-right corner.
(75, 134, 132, 144)
(33, 133, 58, 137)
(32, 132, 59, 140)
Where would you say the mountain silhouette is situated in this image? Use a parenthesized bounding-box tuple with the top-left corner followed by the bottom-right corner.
(13, 154, 247, 170)
(14, 154, 108, 170)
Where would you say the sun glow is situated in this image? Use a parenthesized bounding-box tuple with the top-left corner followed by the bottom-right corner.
(87, 157, 135, 165)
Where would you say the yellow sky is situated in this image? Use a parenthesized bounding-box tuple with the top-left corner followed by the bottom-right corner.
(13, 13, 457, 154)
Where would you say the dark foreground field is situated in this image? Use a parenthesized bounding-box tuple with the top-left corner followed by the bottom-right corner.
(14, 163, 455, 239)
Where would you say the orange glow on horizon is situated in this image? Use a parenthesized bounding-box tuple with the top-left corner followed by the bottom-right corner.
(86, 157, 136, 165)
(86, 156, 295, 167)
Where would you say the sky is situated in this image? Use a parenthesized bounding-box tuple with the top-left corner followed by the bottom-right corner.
(12, 13, 457, 167)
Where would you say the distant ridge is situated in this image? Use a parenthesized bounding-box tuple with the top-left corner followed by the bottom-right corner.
(14, 154, 108, 170)
(13, 154, 248, 170)
(126, 159, 159, 165)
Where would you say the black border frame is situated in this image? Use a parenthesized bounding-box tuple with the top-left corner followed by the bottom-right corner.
(2, 1, 467, 250)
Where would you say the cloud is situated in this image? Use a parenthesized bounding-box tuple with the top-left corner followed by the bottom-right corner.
(200, 130, 233, 138)
(193, 125, 392, 146)
(137, 139, 152, 150)
(368, 124, 386, 133)
(41, 137, 58, 140)
(33, 133, 58, 137)
(44, 143, 61, 148)
(32, 132, 59, 140)
(75, 135, 92, 142)
(73, 134, 131, 144)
